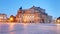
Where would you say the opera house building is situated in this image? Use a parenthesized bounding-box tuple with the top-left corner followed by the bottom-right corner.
(16, 6, 52, 23)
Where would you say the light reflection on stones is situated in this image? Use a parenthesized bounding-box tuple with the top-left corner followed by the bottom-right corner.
(0, 23, 60, 34)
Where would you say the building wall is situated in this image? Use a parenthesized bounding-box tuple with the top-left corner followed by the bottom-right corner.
(16, 10, 23, 23)
(0, 14, 7, 22)
(16, 6, 52, 23)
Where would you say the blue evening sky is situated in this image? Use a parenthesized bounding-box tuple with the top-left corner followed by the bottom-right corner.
(0, 0, 60, 18)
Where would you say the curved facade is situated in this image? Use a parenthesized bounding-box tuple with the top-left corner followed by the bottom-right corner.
(16, 6, 52, 23)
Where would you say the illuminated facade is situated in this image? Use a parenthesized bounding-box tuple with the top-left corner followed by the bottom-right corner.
(16, 6, 52, 23)
(0, 13, 7, 22)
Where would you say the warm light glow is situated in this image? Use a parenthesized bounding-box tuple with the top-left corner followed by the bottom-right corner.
(57, 20, 60, 22)
(57, 20, 60, 24)
(0, 19, 1, 21)
(9, 23, 15, 34)
(23, 19, 27, 22)
(10, 17, 14, 22)
(23, 14, 34, 22)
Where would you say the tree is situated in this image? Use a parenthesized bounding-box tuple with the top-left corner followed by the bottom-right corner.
(56, 17, 60, 24)
(57, 17, 60, 20)
(9, 15, 16, 22)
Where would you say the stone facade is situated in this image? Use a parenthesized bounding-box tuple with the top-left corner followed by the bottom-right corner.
(0, 13, 7, 22)
(16, 6, 52, 23)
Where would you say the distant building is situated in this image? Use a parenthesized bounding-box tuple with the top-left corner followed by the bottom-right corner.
(0, 13, 7, 22)
(16, 6, 52, 23)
